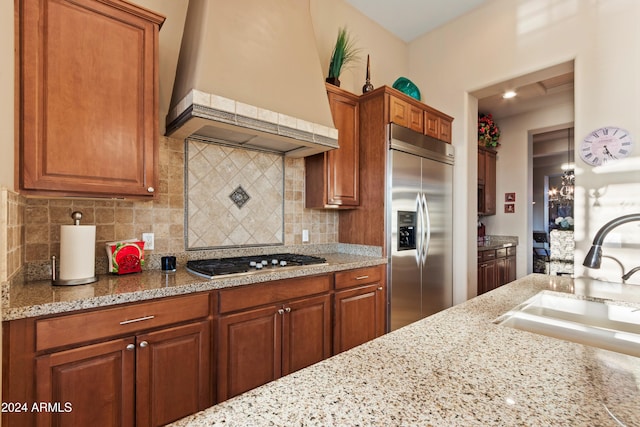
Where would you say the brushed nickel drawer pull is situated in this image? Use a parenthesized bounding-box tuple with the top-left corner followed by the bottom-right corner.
(355, 275, 370, 280)
(119, 315, 155, 325)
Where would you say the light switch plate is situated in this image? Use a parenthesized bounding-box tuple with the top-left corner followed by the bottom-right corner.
(302, 229, 309, 243)
(142, 233, 154, 250)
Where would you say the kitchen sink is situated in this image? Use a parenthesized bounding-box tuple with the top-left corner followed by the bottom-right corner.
(494, 292, 640, 357)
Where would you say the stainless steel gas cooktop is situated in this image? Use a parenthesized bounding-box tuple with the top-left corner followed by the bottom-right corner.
(186, 253, 327, 279)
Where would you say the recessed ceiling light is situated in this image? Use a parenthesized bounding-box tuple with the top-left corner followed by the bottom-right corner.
(503, 91, 517, 99)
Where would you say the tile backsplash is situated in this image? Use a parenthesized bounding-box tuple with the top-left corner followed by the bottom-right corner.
(18, 136, 338, 280)
(186, 141, 284, 249)
(0, 189, 25, 281)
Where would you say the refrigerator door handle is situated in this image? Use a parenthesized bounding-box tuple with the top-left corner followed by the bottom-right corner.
(421, 193, 431, 266)
(415, 194, 422, 265)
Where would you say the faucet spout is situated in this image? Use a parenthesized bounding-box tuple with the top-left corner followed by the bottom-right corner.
(583, 213, 640, 269)
(622, 265, 640, 281)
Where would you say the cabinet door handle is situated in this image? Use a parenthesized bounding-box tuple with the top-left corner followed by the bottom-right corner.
(139, 341, 149, 348)
(126, 344, 135, 351)
(277, 309, 285, 315)
(147, 186, 155, 193)
(355, 275, 369, 280)
(284, 307, 291, 313)
(119, 315, 155, 325)
(377, 287, 383, 291)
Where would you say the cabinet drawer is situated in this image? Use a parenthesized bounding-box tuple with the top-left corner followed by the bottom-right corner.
(481, 250, 496, 261)
(496, 248, 507, 258)
(334, 265, 384, 289)
(36, 292, 211, 352)
(218, 274, 332, 314)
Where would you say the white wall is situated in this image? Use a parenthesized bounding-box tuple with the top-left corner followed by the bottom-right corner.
(310, 0, 409, 94)
(409, 0, 640, 299)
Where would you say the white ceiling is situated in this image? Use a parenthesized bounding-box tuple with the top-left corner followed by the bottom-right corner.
(345, 0, 574, 121)
(344, 0, 489, 42)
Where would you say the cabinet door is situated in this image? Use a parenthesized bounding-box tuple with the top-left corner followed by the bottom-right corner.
(218, 305, 282, 401)
(439, 118, 452, 143)
(19, 0, 164, 197)
(334, 283, 386, 354)
(389, 96, 410, 128)
(326, 87, 359, 206)
(478, 260, 496, 295)
(496, 257, 508, 287)
(507, 255, 517, 283)
(408, 105, 424, 133)
(477, 149, 486, 184)
(485, 151, 497, 215)
(425, 111, 440, 139)
(282, 294, 331, 375)
(136, 320, 212, 427)
(35, 337, 135, 427)
(478, 149, 496, 215)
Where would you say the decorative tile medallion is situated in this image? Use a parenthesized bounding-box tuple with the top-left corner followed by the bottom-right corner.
(229, 186, 250, 208)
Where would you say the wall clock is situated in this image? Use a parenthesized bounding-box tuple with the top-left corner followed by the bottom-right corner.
(580, 126, 633, 166)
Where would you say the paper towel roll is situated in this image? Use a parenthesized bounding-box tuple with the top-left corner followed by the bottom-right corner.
(59, 225, 96, 281)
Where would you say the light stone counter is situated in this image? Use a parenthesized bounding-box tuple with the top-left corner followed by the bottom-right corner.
(171, 274, 640, 427)
(1, 253, 385, 321)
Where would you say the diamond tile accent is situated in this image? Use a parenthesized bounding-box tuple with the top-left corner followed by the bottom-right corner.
(229, 186, 250, 208)
(186, 141, 284, 249)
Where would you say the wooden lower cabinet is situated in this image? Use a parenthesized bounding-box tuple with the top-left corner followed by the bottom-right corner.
(35, 337, 135, 427)
(4, 267, 389, 424)
(334, 283, 386, 353)
(477, 259, 497, 296)
(33, 320, 210, 427)
(217, 293, 331, 402)
(478, 247, 517, 295)
(3, 293, 213, 427)
(135, 321, 211, 427)
(333, 265, 387, 354)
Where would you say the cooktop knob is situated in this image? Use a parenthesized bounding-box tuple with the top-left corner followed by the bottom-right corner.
(255, 263, 263, 270)
(271, 259, 278, 266)
(261, 260, 268, 266)
(249, 261, 257, 267)
(280, 260, 287, 267)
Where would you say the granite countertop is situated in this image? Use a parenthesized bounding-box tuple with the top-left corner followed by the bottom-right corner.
(478, 235, 518, 251)
(171, 274, 640, 426)
(1, 253, 386, 321)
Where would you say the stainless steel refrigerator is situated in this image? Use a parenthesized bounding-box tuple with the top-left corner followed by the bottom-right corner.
(386, 124, 454, 331)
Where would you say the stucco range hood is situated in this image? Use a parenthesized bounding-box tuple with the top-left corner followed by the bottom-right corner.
(165, 0, 338, 157)
(165, 90, 338, 157)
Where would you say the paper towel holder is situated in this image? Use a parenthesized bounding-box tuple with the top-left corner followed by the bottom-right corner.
(52, 211, 98, 286)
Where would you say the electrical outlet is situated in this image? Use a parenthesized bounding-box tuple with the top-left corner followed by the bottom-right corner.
(302, 229, 309, 243)
(142, 233, 154, 250)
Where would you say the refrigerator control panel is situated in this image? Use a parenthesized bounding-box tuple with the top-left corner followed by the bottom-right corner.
(397, 211, 416, 251)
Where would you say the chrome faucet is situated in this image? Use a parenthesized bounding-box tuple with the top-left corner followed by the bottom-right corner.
(583, 213, 640, 280)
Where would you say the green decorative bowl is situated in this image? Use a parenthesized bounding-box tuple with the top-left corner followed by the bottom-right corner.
(392, 77, 421, 101)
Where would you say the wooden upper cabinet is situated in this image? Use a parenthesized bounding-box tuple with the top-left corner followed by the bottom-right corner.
(17, 0, 165, 198)
(378, 87, 452, 143)
(478, 147, 496, 215)
(424, 109, 452, 143)
(388, 95, 423, 133)
(305, 84, 359, 208)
